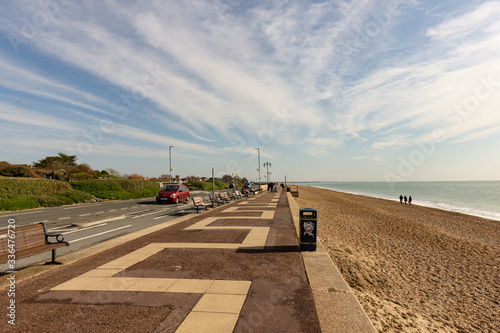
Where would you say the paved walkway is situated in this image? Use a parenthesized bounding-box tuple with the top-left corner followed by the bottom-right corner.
(2, 191, 323, 332)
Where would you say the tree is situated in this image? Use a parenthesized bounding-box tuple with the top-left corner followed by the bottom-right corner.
(33, 152, 77, 169)
(128, 173, 145, 180)
(105, 168, 122, 177)
(221, 174, 233, 183)
(58, 153, 77, 166)
(75, 163, 93, 174)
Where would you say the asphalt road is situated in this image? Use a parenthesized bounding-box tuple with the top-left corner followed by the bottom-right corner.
(0, 191, 222, 272)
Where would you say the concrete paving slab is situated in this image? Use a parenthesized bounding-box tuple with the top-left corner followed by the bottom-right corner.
(192, 294, 247, 313)
(175, 312, 239, 333)
(206, 280, 252, 295)
(97, 259, 138, 270)
(92, 277, 143, 291)
(167, 278, 214, 293)
(159, 243, 240, 249)
(51, 277, 107, 291)
(126, 277, 177, 292)
(78, 268, 122, 278)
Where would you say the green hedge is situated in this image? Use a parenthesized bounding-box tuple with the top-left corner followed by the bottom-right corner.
(0, 177, 237, 211)
(0, 177, 100, 211)
(0, 197, 40, 211)
(186, 181, 231, 191)
(69, 179, 160, 200)
(0, 177, 72, 198)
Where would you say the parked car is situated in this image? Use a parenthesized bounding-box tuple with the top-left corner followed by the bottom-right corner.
(242, 182, 254, 194)
(156, 184, 190, 204)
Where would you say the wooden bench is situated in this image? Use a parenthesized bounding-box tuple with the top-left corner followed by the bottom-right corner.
(219, 192, 232, 203)
(0, 222, 69, 265)
(209, 194, 223, 206)
(230, 191, 242, 200)
(192, 196, 211, 213)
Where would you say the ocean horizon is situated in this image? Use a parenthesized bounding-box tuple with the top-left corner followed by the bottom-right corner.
(292, 181, 500, 222)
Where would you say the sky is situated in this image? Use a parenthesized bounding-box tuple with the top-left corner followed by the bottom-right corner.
(1, 0, 499, 182)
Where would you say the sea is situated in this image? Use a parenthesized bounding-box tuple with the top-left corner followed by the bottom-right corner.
(293, 181, 500, 222)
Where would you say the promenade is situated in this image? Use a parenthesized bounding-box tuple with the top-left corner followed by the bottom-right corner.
(1, 190, 375, 332)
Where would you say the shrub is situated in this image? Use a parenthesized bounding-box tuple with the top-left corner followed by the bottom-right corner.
(187, 181, 209, 190)
(127, 173, 145, 180)
(0, 166, 35, 177)
(0, 177, 72, 198)
(69, 180, 122, 194)
(31, 194, 71, 207)
(57, 190, 96, 203)
(186, 181, 229, 191)
(0, 197, 40, 211)
(68, 171, 97, 180)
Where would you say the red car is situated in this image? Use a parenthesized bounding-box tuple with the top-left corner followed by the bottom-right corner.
(156, 184, 190, 204)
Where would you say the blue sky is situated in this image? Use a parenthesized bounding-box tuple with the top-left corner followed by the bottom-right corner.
(1, 0, 499, 182)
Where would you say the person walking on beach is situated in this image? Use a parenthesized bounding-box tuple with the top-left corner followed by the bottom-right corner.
(404, 195, 407, 204)
(409, 196, 412, 205)
(399, 195, 403, 204)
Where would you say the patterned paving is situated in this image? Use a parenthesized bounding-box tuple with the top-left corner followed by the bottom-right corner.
(51, 191, 281, 332)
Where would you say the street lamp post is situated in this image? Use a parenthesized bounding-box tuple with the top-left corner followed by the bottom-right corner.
(255, 148, 260, 185)
(169, 146, 174, 182)
(263, 162, 271, 183)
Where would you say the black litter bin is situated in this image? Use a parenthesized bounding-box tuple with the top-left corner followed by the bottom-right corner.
(299, 208, 317, 251)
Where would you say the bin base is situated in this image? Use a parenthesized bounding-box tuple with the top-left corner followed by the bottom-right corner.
(300, 243, 316, 251)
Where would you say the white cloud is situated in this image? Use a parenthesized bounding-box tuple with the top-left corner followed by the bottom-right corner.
(1, 1, 500, 180)
(0, 58, 111, 116)
(0, 102, 79, 131)
(426, 1, 500, 41)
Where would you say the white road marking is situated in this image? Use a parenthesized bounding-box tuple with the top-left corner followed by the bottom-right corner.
(47, 224, 72, 231)
(54, 223, 108, 235)
(131, 209, 169, 219)
(58, 217, 71, 220)
(109, 209, 117, 212)
(70, 225, 131, 243)
(79, 213, 91, 217)
(0, 210, 43, 217)
(35, 220, 49, 223)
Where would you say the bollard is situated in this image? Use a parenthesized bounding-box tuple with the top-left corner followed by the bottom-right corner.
(299, 208, 317, 251)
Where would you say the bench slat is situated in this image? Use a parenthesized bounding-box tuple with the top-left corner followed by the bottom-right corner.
(0, 242, 67, 262)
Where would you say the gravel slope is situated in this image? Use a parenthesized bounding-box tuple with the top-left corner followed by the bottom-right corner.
(295, 186, 499, 333)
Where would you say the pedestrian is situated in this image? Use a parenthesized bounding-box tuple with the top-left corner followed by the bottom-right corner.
(409, 196, 412, 205)
(404, 195, 407, 204)
(399, 195, 403, 204)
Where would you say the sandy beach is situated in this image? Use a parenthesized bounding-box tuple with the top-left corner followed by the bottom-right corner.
(295, 186, 499, 332)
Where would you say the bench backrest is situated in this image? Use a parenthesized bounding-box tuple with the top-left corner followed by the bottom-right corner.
(0, 223, 47, 257)
(192, 196, 204, 205)
(219, 193, 226, 200)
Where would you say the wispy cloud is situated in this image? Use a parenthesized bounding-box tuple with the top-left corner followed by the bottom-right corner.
(0, 0, 499, 180)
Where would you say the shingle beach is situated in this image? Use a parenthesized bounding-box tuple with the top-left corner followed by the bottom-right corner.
(295, 186, 499, 332)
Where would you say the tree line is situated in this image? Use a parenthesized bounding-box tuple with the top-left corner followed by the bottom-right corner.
(0, 153, 248, 183)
